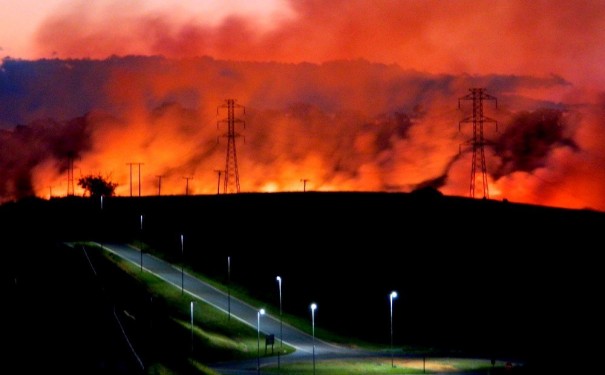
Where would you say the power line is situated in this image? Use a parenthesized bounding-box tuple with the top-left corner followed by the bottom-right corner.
(300, 178, 310, 192)
(156, 175, 164, 196)
(126, 162, 144, 197)
(183, 176, 193, 196)
(214, 169, 225, 194)
(458, 88, 498, 199)
(218, 99, 245, 194)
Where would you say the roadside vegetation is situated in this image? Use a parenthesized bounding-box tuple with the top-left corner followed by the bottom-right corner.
(83, 241, 524, 374)
(82, 242, 295, 374)
(127, 240, 385, 351)
(262, 357, 512, 374)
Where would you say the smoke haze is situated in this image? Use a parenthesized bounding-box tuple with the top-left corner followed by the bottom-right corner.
(1, 0, 604, 211)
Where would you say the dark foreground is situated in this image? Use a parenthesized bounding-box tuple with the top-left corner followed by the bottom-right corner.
(2, 190, 603, 373)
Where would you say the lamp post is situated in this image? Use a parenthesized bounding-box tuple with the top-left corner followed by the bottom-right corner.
(390, 291, 398, 368)
(310, 303, 317, 375)
(139, 214, 143, 272)
(180, 234, 184, 294)
(257, 308, 265, 375)
(227, 256, 231, 321)
(99, 195, 104, 246)
(190, 301, 194, 352)
(276, 276, 283, 370)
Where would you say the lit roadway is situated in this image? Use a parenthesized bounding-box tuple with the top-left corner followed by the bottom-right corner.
(97, 243, 374, 373)
(95, 243, 507, 374)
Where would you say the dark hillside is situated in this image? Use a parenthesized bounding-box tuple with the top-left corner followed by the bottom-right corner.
(1, 191, 602, 373)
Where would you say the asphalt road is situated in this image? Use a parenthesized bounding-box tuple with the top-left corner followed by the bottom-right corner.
(88, 243, 528, 374)
(97, 242, 371, 373)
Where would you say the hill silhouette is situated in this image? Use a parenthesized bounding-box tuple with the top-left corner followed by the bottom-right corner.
(1, 190, 602, 373)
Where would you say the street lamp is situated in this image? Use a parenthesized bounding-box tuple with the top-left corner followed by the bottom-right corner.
(390, 291, 398, 368)
(257, 308, 265, 375)
(99, 195, 105, 246)
(190, 301, 195, 352)
(227, 256, 231, 320)
(180, 234, 184, 294)
(310, 303, 317, 375)
(139, 214, 143, 272)
(276, 276, 283, 370)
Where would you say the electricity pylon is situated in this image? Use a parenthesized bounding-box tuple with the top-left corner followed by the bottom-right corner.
(458, 88, 498, 199)
(217, 99, 245, 194)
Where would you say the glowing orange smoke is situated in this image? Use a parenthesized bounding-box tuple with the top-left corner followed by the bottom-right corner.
(0, 1, 603, 212)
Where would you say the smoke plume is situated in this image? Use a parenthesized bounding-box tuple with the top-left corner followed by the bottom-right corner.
(1, 0, 604, 211)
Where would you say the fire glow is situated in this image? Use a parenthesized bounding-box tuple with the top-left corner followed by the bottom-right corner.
(1, 0, 604, 212)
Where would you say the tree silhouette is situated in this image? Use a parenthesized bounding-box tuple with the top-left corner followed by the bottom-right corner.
(77, 174, 118, 198)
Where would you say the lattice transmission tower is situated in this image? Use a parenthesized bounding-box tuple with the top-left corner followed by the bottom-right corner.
(217, 99, 245, 194)
(458, 88, 498, 199)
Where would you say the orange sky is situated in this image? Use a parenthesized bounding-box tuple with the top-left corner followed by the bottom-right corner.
(0, 1, 602, 86)
(1, 1, 595, 87)
(1, 0, 605, 211)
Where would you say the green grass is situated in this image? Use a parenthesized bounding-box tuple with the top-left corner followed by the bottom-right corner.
(104, 248, 295, 358)
(106, 241, 452, 355)
(72, 242, 523, 375)
(74, 242, 297, 375)
(125, 240, 384, 351)
(263, 357, 511, 374)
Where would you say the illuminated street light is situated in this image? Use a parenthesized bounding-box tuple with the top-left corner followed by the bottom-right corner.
(227, 256, 231, 320)
(190, 301, 194, 352)
(180, 234, 184, 294)
(257, 308, 266, 375)
(310, 303, 317, 375)
(390, 291, 398, 368)
(276, 276, 283, 370)
(139, 214, 143, 272)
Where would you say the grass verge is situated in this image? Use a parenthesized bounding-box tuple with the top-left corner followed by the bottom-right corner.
(263, 357, 515, 374)
(81, 242, 295, 374)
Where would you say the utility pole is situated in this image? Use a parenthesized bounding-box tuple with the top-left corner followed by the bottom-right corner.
(127, 163, 133, 196)
(300, 179, 309, 192)
(227, 256, 231, 320)
(138, 163, 143, 196)
(217, 99, 245, 194)
(126, 162, 144, 197)
(66, 152, 75, 196)
(156, 175, 163, 196)
(458, 88, 498, 199)
(183, 176, 193, 196)
(180, 234, 184, 294)
(214, 169, 225, 194)
(139, 214, 144, 272)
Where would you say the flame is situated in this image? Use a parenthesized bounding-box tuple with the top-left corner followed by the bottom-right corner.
(0, 1, 604, 212)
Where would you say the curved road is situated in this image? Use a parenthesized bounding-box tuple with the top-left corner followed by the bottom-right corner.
(96, 243, 374, 373)
(94, 243, 511, 375)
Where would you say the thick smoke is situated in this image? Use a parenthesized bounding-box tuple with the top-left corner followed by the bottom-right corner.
(31, 0, 605, 88)
(0, 114, 93, 198)
(1, 0, 604, 210)
(494, 109, 576, 177)
(2, 56, 600, 212)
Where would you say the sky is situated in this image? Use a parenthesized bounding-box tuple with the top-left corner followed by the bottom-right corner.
(1, 0, 605, 211)
(0, 0, 293, 57)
